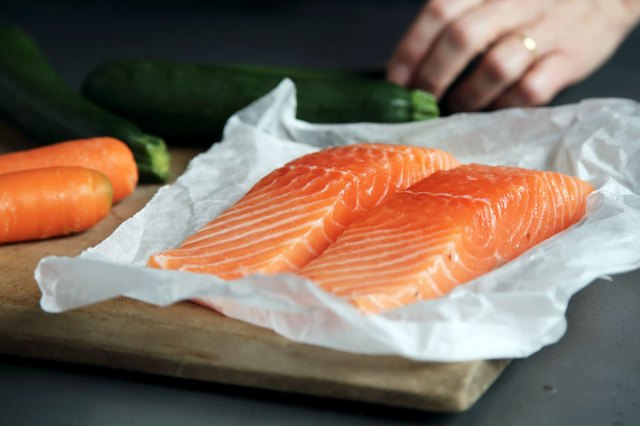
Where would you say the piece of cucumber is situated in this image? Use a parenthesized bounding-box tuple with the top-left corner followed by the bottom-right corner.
(82, 60, 439, 143)
(0, 26, 170, 182)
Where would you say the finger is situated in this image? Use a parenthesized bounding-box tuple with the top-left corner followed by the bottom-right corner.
(490, 53, 577, 109)
(447, 19, 557, 111)
(387, 0, 483, 86)
(414, 0, 545, 99)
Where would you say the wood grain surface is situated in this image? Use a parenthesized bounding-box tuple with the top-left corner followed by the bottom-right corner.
(0, 123, 509, 412)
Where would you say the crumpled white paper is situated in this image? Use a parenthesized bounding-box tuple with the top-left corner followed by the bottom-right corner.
(36, 80, 640, 362)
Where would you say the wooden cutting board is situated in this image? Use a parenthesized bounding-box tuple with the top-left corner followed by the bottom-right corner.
(0, 123, 509, 412)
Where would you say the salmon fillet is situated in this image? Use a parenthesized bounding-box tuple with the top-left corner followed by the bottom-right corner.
(299, 164, 595, 314)
(148, 143, 459, 278)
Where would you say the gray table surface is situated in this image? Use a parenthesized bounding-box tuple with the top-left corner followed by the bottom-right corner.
(1, 1, 639, 425)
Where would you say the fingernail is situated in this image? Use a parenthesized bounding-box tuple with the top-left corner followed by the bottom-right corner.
(388, 63, 411, 86)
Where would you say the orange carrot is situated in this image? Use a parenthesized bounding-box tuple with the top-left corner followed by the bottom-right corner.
(0, 167, 112, 244)
(0, 137, 137, 202)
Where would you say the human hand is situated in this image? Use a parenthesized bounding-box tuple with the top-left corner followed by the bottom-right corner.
(387, 0, 640, 112)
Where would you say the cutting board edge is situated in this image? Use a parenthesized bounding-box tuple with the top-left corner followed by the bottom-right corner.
(0, 334, 510, 413)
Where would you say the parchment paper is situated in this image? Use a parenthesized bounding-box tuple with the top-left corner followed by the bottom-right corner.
(36, 80, 640, 361)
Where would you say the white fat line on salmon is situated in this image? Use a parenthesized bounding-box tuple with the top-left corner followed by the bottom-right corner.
(338, 203, 496, 244)
(304, 233, 453, 271)
(340, 232, 452, 257)
(542, 176, 563, 232)
(196, 170, 365, 237)
(443, 241, 495, 276)
(258, 229, 333, 272)
(349, 267, 453, 300)
(305, 254, 454, 286)
(327, 266, 442, 296)
(237, 251, 305, 274)
(220, 186, 338, 221)
(329, 255, 458, 297)
(362, 177, 374, 197)
(184, 197, 339, 247)
(200, 172, 342, 226)
(462, 219, 504, 266)
(331, 216, 422, 241)
(164, 206, 345, 268)
(458, 231, 498, 262)
(329, 276, 420, 295)
(318, 245, 486, 282)
(364, 144, 410, 154)
(158, 226, 323, 269)
(351, 294, 399, 313)
(506, 190, 534, 240)
(279, 255, 300, 271)
(250, 164, 337, 188)
(335, 220, 445, 244)
(246, 233, 330, 271)
(356, 291, 411, 310)
(568, 178, 586, 217)
(229, 164, 345, 202)
(185, 189, 340, 242)
(372, 167, 393, 207)
(553, 175, 574, 220)
(407, 191, 494, 207)
(171, 236, 308, 272)
(277, 211, 337, 254)
(353, 285, 424, 304)
(332, 177, 363, 213)
(344, 144, 408, 164)
(519, 184, 549, 242)
(163, 217, 331, 261)
(434, 153, 444, 172)
(180, 187, 352, 257)
(306, 241, 454, 277)
(415, 265, 449, 297)
(354, 176, 369, 213)
(559, 175, 577, 225)
(335, 224, 415, 242)
(397, 160, 407, 191)
(285, 163, 361, 179)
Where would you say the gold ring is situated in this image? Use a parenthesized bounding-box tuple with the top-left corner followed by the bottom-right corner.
(518, 33, 537, 55)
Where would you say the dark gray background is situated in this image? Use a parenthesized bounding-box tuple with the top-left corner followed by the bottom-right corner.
(1, 1, 639, 425)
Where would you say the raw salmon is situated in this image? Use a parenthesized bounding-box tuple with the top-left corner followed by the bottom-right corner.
(148, 143, 459, 278)
(299, 164, 594, 314)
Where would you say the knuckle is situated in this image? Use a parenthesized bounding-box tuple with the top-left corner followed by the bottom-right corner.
(402, 37, 426, 61)
(482, 52, 512, 83)
(446, 19, 477, 50)
(426, 0, 453, 23)
(517, 76, 547, 105)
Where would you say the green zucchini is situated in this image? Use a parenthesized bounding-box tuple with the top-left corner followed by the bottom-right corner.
(81, 60, 439, 143)
(221, 63, 388, 82)
(0, 26, 170, 182)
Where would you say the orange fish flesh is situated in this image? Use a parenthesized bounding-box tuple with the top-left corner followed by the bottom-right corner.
(299, 164, 594, 313)
(148, 143, 460, 278)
